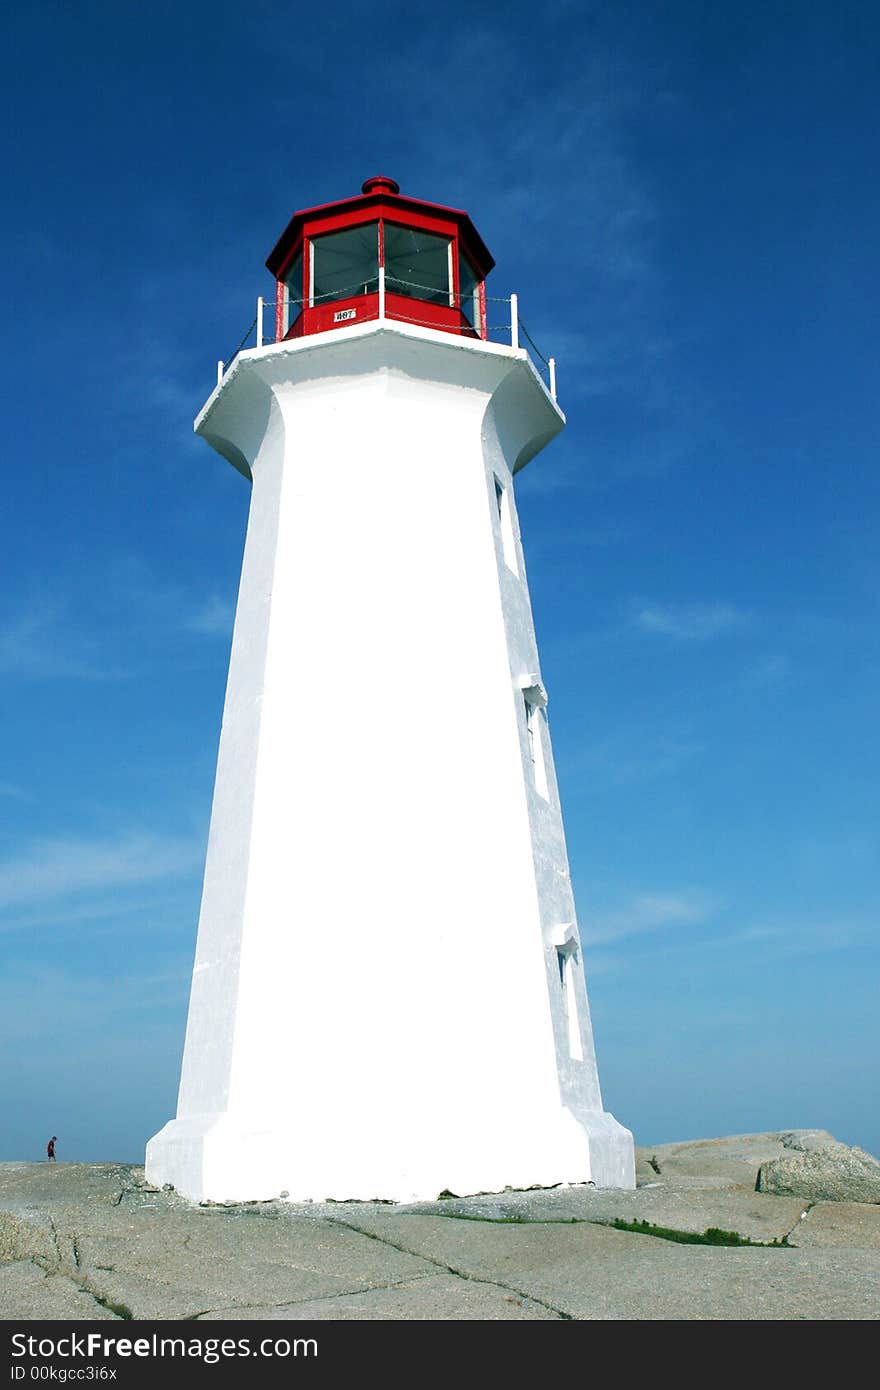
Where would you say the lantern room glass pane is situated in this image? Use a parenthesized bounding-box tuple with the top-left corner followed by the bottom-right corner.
(311, 223, 379, 304)
(285, 251, 303, 313)
(458, 250, 479, 327)
(384, 224, 451, 304)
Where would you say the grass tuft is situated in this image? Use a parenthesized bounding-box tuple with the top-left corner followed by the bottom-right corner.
(93, 1293, 135, 1319)
(610, 1218, 786, 1247)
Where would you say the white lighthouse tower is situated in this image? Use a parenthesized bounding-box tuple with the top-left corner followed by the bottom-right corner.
(146, 176, 634, 1203)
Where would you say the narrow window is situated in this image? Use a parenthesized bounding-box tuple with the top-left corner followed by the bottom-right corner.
(280, 250, 303, 336)
(556, 945, 584, 1061)
(494, 476, 519, 575)
(458, 250, 480, 329)
(524, 695, 549, 800)
(285, 251, 303, 313)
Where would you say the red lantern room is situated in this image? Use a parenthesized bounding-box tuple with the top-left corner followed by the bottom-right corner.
(265, 175, 495, 342)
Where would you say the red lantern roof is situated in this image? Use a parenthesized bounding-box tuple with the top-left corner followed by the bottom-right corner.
(265, 176, 495, 343)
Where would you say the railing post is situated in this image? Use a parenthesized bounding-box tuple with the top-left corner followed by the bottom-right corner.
(275, 280, 286, 343)
(549, 356, 557, 401)
(217, 360, 224, 386)
(256, 296, 264, 349)
(378, 265, 385, 321)
(510, 293, 519, 350)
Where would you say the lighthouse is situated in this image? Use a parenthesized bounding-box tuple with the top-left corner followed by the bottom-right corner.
(146, 176, 635, 1202)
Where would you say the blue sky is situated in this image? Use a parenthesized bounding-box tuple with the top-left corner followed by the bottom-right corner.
(2, 1, 877, 1165)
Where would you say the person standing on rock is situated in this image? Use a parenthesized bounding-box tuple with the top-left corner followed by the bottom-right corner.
(46, 1136, 57, 1161)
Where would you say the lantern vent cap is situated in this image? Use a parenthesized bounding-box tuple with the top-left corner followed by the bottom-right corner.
(361, 174, 400, 196)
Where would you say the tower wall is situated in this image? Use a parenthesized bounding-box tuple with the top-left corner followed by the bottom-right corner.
(147, 323, 634, 1201)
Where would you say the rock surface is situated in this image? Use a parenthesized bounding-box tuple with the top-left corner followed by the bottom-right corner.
(1, 1133, 878, 1321)
(755, 1133, 880, 1203)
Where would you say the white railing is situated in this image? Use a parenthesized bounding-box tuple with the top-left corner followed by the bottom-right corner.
(217, 288, 558, 402)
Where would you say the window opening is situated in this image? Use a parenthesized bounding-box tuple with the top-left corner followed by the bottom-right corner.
(459, 251, 480, 328)
(384, 224, 451, 304)
(284, 251, 303, 332)
(556, 945, 584, 1061)
(524, 695, 549, 800)
(494, 476, 519, 575)
(310, 223, 379, 305)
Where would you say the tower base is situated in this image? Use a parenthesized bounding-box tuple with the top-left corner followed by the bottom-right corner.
(145, 1108, 635, 1204)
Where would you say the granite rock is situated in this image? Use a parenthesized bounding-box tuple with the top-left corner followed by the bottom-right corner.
(756, 1138, 880, 1204)
(3, 1138, 880, 1321)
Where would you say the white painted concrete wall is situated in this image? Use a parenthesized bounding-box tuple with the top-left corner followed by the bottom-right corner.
(146, 321, 634, 1202)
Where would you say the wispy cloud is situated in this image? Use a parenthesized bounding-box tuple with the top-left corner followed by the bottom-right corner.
(633, 601, 752, 641)
(0, 963, 191, 1042)
(564, 730, 703, 790)
(0, 832, 201, 914)
(0, 600, 121, 681)
(184, 595, 235, 637)
(721, 915, 875, 958)
(739, 653, 792, 690)
(0, 892, 196, 937)
(586, 911, 877, 975)
(1, 558, 239, 685)
(0, 782, 29, 800)
(583, 890, 715, 946)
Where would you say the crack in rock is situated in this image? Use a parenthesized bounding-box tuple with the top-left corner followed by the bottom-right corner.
(782, 1203, 815, 1244)
(187, 1271, 440, 1320)
(27, 1218, 132, 1321)
(324, 1216, 571, 1320)
(45, 1218, 63, 1268)
(29, 1264, 133, 1321)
